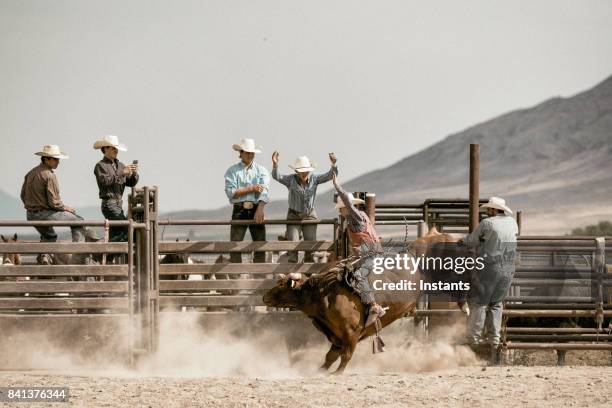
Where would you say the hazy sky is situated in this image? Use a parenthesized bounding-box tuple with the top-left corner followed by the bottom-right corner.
(1, 0, 611, 212)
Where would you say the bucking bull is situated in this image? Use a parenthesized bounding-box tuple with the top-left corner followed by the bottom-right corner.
(263, 227, 469, 374)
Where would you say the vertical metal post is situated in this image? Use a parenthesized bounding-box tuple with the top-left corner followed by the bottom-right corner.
(143, 186, 152, 352)
(151, 187, 160, 352)
(416, 220, 428, 339)
(469, 144, 480, 233)
(127, 220, 134, 367)
(417, 220, 427, 237)
(365, 193, 376, 224)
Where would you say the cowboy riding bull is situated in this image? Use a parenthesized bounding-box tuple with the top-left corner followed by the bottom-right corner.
(263, 176, 470, 373)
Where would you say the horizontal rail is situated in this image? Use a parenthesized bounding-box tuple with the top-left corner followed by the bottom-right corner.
(0, 220, 145, 228)
(505, 303, 612, 310)
(504, 296, 596, 302)
(518, 236, 612, 241)
(160, 295, 263, 307)
(159, 263, 329, 275)
(505, 342, 612, 350)
(158, 219, 337, 226)
(161, 279, 275, 291)
(0, 281, 128, 293)
(0, 265, 128, 277)
(0, 297, 128, 309)
(507, 334, 612, 341)
(503, 310, 612, 317)
(0, 242, 129, 254)
(511, 279, 612, 286)
(159, 240, 335, 253)
(506, 327, 608, 334)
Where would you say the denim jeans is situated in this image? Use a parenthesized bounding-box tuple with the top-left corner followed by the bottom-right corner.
(229, 204, 266, 263)
(466, 302, 504, 345)
(101, 201, 128, 242)
(286, 208, 318, 263)
(26, 209, 88, 264)
(466, 265, 513, 345)
(349, 255, 377, 305)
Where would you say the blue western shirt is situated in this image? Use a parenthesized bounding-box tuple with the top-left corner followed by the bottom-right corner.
(224, 161, 270, 204)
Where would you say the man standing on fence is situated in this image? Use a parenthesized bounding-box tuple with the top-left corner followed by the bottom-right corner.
(93, 135, 139, 255)
(224, 138, 270, 263)
(20, 145, 97, 265)
(460, 196, 518, 363)
(271, 152, 338, 263)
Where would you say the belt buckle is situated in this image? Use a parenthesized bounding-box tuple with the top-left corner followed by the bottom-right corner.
(243, 201, 254, 210)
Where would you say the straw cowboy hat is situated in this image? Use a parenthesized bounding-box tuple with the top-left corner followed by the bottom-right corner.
(232, 138, 262, 153)
(335, 192, 365, 209)
(93, 135, 128, 151)
(34, 145, 69, 159)
(289, 156, 316, 173)
(481, 196, 513, 215)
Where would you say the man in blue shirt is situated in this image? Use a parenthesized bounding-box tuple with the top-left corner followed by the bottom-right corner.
(224, 138, 270, 263)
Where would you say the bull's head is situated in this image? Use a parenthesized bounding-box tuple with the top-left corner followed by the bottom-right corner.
(262, 272, 305, 308)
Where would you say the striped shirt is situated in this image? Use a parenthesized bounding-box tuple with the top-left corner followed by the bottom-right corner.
(272, 165, 337, 214)
(224, 161, 270, 204)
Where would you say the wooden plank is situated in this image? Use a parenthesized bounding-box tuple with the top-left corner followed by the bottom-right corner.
(160, 295, 264, 307)
(0, 281, 128, 293)
(0, 297, 129, 309)
(160, 279, 275, 291)
(158, 241, 334, 253)
(0, 242, 128, 254)
(0, 265, 128, 277)
(159, 263, 329, 275)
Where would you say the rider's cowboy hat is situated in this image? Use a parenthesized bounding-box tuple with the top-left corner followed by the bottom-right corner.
(481, 196, 513, 215)
(232, 138, 262, 153)
(289, 156, 316, 173)
(93, 135, 128, 151)
(335, 192, 365, 209)
(35, 145, 69, 159)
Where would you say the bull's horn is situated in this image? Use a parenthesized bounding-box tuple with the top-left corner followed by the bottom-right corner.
(288, 272, 302, 280)
(291, 280, 297, 288)
(278, 274, 286, 279)
(459, 302, 470, 316)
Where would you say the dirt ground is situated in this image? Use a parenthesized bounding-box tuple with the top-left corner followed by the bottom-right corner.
(0, 364, 611, 408)
(1, 315, 610, 407)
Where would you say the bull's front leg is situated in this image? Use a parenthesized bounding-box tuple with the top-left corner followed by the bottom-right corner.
(320, 343, 342, 372)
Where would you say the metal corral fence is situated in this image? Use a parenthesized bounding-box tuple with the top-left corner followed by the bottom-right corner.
(156, 218, 339, 310)
(1, 187, 611, 365)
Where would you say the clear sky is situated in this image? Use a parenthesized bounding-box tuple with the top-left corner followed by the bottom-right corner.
(1, 0, 611, 211)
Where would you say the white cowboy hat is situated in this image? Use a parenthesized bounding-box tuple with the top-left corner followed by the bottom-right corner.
(93, 135, 128, 151)
(481, 196, 513, 215)
(34, 145, 69, 159)
(335, 193, 365, 209)
(289, 156, 316, 173)
(232, 138, 262, 153)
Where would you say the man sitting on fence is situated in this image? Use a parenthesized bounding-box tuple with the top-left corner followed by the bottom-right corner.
(224, 138, 270, 263)
(459, 196, 518, 363)
(20, 145, 98, 265)
(93, 135, 139, 258)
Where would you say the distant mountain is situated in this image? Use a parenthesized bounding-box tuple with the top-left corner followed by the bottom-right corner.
(165, 74, 612, 235)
